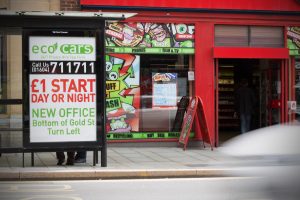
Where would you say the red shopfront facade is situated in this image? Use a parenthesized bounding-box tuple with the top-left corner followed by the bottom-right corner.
(81, 0, 300, 146)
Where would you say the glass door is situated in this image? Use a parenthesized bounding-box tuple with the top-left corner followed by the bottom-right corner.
(295, 59, 300, 121)
(260, 61, 281, 126)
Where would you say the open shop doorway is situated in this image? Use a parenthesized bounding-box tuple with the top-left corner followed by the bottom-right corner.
(217, 59, 282, 143)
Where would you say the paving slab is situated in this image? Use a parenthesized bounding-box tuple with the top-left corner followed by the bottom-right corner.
(0, 147, 238, 180)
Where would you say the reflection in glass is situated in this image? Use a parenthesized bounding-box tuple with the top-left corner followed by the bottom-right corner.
(295, 60, 300, 121)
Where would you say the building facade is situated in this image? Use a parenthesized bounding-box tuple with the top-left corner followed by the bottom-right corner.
(80, 0, 300, 145)
(1, 0, 300, 149)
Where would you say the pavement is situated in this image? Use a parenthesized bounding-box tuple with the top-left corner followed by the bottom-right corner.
(0, 142, 239, 181)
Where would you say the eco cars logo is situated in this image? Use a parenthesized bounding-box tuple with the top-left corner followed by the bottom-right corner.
(32, 43, 94, 54)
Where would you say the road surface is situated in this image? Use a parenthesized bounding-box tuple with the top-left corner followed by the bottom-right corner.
(0, 177, 273, 200)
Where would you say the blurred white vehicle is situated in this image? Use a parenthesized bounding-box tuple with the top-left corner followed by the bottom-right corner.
(221, 122, 300, 157)
(219, 122, 300, 200)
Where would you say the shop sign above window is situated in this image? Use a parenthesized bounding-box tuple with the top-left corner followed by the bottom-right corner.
(287, 26, 300, 56)
(105, 22, 195, 54)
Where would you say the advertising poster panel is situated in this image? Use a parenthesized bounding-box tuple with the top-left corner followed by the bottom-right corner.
(29, 36, 97, 143)
(105, 54, 140, 133)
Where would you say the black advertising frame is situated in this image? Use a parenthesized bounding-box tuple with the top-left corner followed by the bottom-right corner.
(23, 28, 104, 148)
(22, 25, 106, 166)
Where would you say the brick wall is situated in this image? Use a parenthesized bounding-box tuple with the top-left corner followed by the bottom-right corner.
(60, 0, 80, 11)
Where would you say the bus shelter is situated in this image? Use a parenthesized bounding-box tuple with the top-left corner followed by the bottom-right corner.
(0, 10, 135, 167)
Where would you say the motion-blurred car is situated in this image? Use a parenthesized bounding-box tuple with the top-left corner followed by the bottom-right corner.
(219, 122, 300, 200)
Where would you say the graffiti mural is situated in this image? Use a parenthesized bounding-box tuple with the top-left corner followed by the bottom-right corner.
(105, 22, 195, 54)
(106, 54, 140, 133)
(287, 26, 300, 56)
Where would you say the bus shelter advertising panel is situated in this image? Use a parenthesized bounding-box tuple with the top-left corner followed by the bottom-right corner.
(25, 31, 100, 147)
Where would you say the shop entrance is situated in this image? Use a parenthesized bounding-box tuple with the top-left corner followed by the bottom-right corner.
(217, 59, 283, 143)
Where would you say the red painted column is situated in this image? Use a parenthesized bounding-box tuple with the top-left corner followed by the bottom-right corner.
(290, 57, 296, 121)
(194, 21, 216, 146)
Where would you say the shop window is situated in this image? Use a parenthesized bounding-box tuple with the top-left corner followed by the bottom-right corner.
(0, 28, 22, 130)
(215, 25, 284, 48)
(0, 104, 23, 148)
(0, 28, 22, 100)
(105, 54, 195, 137)
(105, 22, 195, 139)
(0, 32, 5, 113)
(139, 54, 194, 132)
(0, 28, 23, 149)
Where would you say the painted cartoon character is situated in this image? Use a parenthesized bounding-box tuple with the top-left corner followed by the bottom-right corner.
(107, 111, 137, 133)
(109, 115, 131, 132)
(122, 24, 135, 45)
(149, 24, 167, 42)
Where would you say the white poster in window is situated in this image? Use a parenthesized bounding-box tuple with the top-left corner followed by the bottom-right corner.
(152, 73, 177, 107)
(188, 71, 194, 81)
